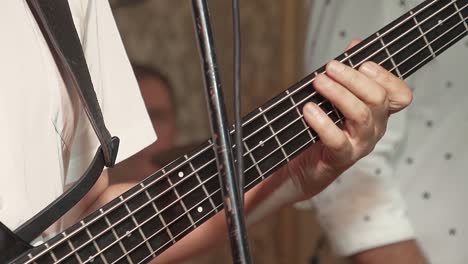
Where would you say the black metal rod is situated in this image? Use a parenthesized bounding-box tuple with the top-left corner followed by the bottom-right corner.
(191, 1, 252, 263)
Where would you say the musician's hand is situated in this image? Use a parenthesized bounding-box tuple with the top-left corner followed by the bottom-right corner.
(276, 47, 412, 202)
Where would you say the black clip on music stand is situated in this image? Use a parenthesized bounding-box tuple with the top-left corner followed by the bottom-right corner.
(191, 1, 252, 263)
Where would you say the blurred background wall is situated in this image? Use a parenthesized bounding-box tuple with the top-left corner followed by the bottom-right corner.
(110, 1, 345, 263)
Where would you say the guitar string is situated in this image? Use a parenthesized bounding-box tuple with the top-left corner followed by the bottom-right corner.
(105, 14, 468, 264)
(239, 0, 463, 146)
(41, 8, 468, 264)
(79, 15, 468, 264)
(23, 1, 462, 262)
(87, 112, 337, 264)
(238, 0, 443, 128)
(239, 0, 459, 143)
(94, 117, 339, 264)
(29, 2, 464, 262)
(54, 100, 332, 264)
(131, 22, 468, 264)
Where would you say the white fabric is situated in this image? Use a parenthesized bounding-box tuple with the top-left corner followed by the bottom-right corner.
(298, 0, 468, 263)
(0, 0, 156, 232)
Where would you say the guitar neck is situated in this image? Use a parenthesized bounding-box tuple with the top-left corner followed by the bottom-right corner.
(16, 0, 467, 263)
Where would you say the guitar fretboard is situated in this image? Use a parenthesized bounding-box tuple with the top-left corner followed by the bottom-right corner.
(15, 0, 467, 263)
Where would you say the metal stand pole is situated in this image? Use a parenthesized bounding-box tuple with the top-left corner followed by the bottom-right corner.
(191, 1, 252, 263)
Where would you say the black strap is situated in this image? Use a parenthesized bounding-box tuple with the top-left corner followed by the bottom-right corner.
(11, 0, 120, 242)
(26, 0, 118, 167)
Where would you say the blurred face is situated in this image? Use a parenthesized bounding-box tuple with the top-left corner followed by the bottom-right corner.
(138, 76, 177, 170)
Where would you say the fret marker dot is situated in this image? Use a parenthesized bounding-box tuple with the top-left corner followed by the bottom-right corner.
(438, 19, 443, 25)
(126, 231, 132, 237)
(88, 257, 94, 263)
(178, 171, 184, 178)
(259, 140, 264, 147)
(197, 206, 203, 213)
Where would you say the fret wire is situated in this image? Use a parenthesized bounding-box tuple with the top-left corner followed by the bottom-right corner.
(454, 1, 468, 30)
(401, 19, 468, 78)
(377, 32, 404, 78)
(44, 243, 58, 262)
(242, 102, 329, 175)
(344, 52, 355, 67)
(83, 112, 330, 263)
(136, 204, 221, 264)
(395, 15, 468, 77)
(56, 159, 223, 263)
(236, 0, 460, 148)
(29, 2, 464, 263)
(238, 0, 442, 128)
(135, 119, 345, 264)
(91, 113, 340, 264)
(42, 4, 459, 258)
(96, 187, 223, 264)
(186, 155, 218, 213)
(103, 18, 468, 263)
(260, 107, 290, 162)
(47, 14, 468, 258)
(143, 190, 177, 245)
(287, 90, 315, 142)
(166, 177, 197, 227)
(64, 233, 84, 264)
(240, 90, 320, 144)
(243, 140, 264, 179)
(369, 5, 467, 74)
(121, 197, 157, 259)
(411, 11, 437, 58)
(83, 221, 110, 264)
(237, 0, 459, 145)
(103, 215, 134, 264)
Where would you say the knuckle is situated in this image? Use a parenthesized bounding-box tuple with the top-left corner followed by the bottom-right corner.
(335, 136, 350, 152)
(371, 87, 388, 106)
(400, 89, 414, 106)
(346, 68, 359, 85)
(355, 106, 372, 124)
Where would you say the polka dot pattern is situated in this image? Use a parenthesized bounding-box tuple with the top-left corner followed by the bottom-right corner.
(305, 0, 468, 262)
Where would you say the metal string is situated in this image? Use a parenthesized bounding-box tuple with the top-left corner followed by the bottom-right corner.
(100, 15, 468, 264)
(24, 1, 464, 262)
(79, 15, 468, 264)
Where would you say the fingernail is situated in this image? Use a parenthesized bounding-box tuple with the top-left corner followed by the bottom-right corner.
(305, 103, 321, 117)
(328, 60, 345, 73)
(360, 62, 378, 78)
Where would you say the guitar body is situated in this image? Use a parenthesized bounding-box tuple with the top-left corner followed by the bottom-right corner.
(0, 223, 32, 263)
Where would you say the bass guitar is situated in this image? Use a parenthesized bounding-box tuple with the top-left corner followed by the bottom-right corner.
(2, 0, 467, 263)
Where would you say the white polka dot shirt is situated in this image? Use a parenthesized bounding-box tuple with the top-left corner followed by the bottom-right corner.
(298, 1, 468, 263)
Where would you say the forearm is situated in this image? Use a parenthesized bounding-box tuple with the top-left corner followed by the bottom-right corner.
(350, 240, 427, 264)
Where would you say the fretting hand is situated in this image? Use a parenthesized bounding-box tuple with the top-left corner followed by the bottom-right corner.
(276, 45, 412, 202)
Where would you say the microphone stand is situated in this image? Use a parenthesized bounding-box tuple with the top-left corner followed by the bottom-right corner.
(191, 1, 252, 263)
